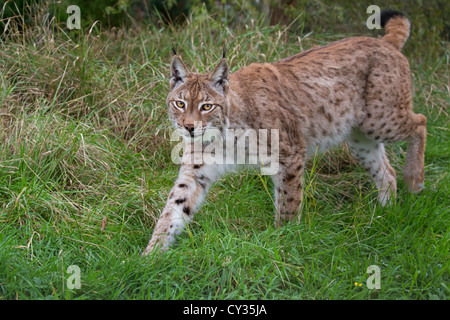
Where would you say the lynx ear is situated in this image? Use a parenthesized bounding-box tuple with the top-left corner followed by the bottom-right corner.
(209, 58, 229, 94)
(170, 55, 189, 90)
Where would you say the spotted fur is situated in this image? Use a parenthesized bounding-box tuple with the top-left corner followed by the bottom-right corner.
(143, 12, 426, 254)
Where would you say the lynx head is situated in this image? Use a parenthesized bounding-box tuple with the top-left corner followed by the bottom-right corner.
(166, 52, 229, 140)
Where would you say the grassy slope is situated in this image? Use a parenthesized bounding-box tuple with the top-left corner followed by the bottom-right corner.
(0, 3, 448, 299)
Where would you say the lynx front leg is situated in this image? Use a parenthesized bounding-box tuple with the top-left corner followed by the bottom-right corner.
(143, 162, 218, 255)
(273, 152, 306, 227)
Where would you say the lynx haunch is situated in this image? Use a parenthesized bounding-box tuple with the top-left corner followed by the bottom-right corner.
(144, 11, 427, 254)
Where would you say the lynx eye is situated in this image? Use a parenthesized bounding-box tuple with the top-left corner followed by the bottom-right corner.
(174, 100, 185, 109)
(201, 103, 214, 112)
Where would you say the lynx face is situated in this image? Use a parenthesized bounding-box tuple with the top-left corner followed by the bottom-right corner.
(166, 56, 229, 140)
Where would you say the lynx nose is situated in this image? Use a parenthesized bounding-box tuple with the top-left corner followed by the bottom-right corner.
(185, 124, 195, 136)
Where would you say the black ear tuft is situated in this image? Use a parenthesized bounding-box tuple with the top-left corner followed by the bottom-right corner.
(380, 9, 404, 28)
(169, 56, 189, 90)
(222, 45, 227, 59)
(171, 45, 177, 56)
(209, 59, 229, 94)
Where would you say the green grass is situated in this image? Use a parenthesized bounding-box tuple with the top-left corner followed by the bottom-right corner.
(0, 2, 448, 300)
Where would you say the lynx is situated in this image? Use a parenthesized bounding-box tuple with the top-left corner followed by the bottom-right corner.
(143, 11, 427, 254)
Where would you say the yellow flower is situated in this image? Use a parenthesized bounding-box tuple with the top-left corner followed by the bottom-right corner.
(354, 282, 363, 287)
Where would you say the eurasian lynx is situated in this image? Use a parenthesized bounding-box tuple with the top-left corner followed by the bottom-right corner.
(144, 11, 426, 254)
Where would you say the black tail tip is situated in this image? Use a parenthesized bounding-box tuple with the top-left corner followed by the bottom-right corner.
(380, 10, 405, 28)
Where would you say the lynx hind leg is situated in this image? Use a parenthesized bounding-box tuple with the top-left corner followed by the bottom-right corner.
(360, 107, 427, 194)
(347, 129, 397, 206)
(361, 62, 427, 193)
(402, 113, 427, 193)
